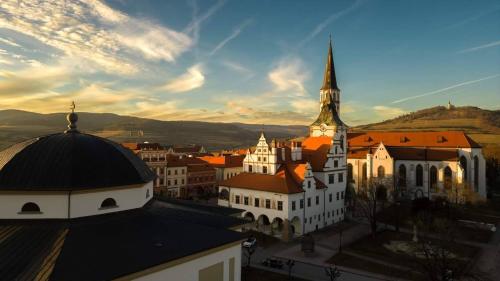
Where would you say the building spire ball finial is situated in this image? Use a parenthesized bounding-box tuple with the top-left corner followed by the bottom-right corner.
(65, 101, 79, 133)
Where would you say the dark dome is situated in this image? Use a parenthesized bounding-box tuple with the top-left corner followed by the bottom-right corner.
(0, 132, 156, 190)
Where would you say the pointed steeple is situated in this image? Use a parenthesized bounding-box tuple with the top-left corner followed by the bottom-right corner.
(321, 36, 339, 91)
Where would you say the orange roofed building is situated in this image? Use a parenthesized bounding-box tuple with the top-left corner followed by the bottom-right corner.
(346, 131, 486, 200)
(218, 38, 348, 239)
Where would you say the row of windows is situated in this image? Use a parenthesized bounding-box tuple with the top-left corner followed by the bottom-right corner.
(307, 208, 344, 224)
(189, 176, 215, 183)
(18, 190, 151, 214)
(247, 165, 268, 173)
(225, 172, 239, 179)
(328, 173, 344, 184)
(234, 196, 283, 211)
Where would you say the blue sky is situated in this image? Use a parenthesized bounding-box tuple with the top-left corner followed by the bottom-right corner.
(0, 0, 498, 125)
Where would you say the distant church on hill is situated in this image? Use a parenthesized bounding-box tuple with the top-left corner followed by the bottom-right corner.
(218, 37, 487, 239)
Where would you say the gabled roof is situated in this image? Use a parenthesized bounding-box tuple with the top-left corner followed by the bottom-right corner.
(347, 131, 481, 148)
(387, 148, 458, 161)
(301, 136, 331, 171)
(220, 171, 303, 194)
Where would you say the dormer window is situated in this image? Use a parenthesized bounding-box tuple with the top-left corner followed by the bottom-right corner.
(334, 160, 338, 168)
(19, 202, 41, 214)
(307, 181, 311, 189)
(100, 198, 118, 209)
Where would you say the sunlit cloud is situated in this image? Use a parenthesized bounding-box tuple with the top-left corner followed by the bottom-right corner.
(268, 57, 309, 96)
(160, 64, 205, 93)
(0, 0, 192, 74)
(373, 105, 406, 120)
(0, 36, 20, 47)
(392, 74, 500, 104)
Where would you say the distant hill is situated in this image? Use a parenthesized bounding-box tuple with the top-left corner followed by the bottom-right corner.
(0, 110, 308, 151)
(354, 106, 500, 158)
(355, 106, 500, 134)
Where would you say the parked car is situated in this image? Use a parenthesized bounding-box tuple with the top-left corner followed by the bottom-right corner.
(242, 236, 257, 248)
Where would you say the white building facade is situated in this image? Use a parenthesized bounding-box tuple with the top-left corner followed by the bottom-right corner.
(218, 39, 347, 239)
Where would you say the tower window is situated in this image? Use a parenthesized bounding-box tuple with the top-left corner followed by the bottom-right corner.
(100, 198, 118, 209)
(20, 202, 41, 213)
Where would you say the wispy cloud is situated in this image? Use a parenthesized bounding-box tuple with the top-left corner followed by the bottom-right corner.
(268, 57, 309, 96)
(298, 0, 363, 48)
(392, 74, 500, 104)
(221, 60, 254, 79)
(441, 5, 500, 31)
(457, 40, 500, 54)
(373, 105, 406, 119)
(209, 19, 253, 56)
(0, 37, 20, 47)
(0, 0, 192, 74)
(160, 64, 205, 93)
(185, 0, 226, 39)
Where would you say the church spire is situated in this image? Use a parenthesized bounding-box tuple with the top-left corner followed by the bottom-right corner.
(321, 36, 339, 91)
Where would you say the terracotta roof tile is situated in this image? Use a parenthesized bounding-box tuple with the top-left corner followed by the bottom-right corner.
(220, 169, 303, 194)
(301, 136, 331, 171)
(199, 155, 244, 168)
(347, 131, 480, 148)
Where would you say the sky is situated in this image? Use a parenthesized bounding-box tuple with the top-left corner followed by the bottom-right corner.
(0, 0, 499, 126)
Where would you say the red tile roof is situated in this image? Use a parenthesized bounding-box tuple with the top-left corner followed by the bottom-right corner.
(347, 131, 480, 148)
(387, 148, 458, 161)
(199, 155, 244, 168)
(220, 171, 303, 194)
(301, 136, 331, 171)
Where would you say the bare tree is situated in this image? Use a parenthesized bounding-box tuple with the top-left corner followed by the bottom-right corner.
(354, 177, 387, 236)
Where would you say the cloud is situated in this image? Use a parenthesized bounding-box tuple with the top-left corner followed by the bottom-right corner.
(209, 18, 253, 56)
(392, 74, 500, 104)
(185, 0, 226, 45)
(221, 60, 254, 79)
(373, 105, 406, 120)
(0, 65, 70, 98)
(268, 57, 309, 96)
(298, 0, 363, 48)
(290, 98, 317, 114)
(457, 40, 500, 54)
(0, 0, 192, 74)
(161, 64, 205, 93)
(0, 36, 20, 47)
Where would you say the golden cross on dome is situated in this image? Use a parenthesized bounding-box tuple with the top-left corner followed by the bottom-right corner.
(70, 101, 76, 113)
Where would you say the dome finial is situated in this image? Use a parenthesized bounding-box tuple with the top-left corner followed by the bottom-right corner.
(65, 101, 79, 133)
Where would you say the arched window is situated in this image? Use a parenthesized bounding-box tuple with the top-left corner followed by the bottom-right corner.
(474, 156, 479, 192)
(347, 163, 353, 182)
(416, 164, 423, 187)
(398, 164, 406, 187)
(335, 146, 338, 154)
(377, 166, 385, 178)
(459, 156, 467, 181)
(362, 163, 367, 187)
(21, 202, 40, 213)
(263, 166, 268, 174)
(100, 198, 117, 209)
(430, 166, 438, 191)
(339, 135, 344, 151)
(444, 166, 452, 190)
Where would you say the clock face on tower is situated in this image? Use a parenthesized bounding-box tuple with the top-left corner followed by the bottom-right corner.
(320, 123, 327, 132)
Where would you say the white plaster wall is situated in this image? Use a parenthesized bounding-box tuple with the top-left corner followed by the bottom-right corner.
(133, 243, 241, 281)
(70, 182, 153, 218)
(0, 192, 69, 219)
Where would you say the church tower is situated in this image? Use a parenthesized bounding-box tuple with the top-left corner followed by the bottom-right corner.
(310, 37, 347, 137)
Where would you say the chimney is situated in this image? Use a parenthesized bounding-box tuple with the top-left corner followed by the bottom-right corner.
(291, 141, 302, 161)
